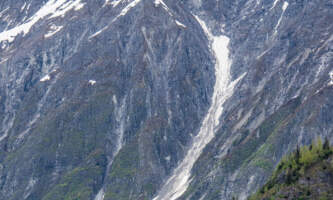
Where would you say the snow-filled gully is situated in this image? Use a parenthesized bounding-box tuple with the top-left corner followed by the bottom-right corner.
(94, 96, 127, 200)
(153, 16, 246, 200)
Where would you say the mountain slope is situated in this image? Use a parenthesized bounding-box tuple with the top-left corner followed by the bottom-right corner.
(0, 0, 215, 199)
(171, 0, 333, 199)
(0, 0, 332, 200)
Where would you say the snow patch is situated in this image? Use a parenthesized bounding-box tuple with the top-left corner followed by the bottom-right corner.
(153, 16, 246, 200)
(111, 0, 122, 7)
(270, 0, 279, 10)
(154, 0, 173, 16)
(112, 0, 123, 7)
(175, 20, 186, 28)
(104, 0, 110, 6)
(45, 25, 63, 38)
(112, 95, 118, 105)
(104, 0, 123, 7)
(89, 80, 97, 85)
(49, 0, 85, 19)
(0, 0, 84, 43)
(94, 189, 105, 200)
(21, 2, 27, 12)
(154, 0, 164, 7)
(328, 71, 333, 86)
(282, 1, 288, 11)
(40, 75, 51, 82)
(165, 156, 171, 161)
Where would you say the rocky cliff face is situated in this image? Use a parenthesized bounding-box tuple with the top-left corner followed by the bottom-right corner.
(0, 0, 332, 200)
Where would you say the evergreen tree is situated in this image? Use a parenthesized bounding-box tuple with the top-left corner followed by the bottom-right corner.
(323, 137, 330, 150)
(295, 144, 300, 164)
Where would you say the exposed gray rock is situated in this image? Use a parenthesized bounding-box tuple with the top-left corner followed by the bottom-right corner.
(0, 0, 332, 200)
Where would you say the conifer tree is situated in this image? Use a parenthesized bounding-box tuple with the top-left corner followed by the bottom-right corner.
(295, 144, 300, 163)
(323, 137, 330, 150)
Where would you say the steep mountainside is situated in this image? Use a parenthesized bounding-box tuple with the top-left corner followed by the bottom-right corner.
(0, 0, 332, 200)
(249, 139, 333, 200)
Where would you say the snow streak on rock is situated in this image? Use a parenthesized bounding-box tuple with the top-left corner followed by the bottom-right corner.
(154, 0, 173, 15)
(328, 71, 333, 86)
(94, 189, 105, 200)
(273, 1, 288, 35)
(18, 70, 60, 140)
(0, 0, 84, 43)
(94, 97, 127, 200)
(0, 7, 9, 17)
(40, 75, 51, 82)
(270, 0, 280, 10)
(45, 25, 63, 38)
(175, 20, 186, 28)
(113, 0, 142, 21)
(103, 0, 123, 7)
(89, 0, 141, 38)
(153, 16, 246, 200)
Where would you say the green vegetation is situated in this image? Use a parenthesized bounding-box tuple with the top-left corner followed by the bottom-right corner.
(104, 139, 140, 200)
(222, 98, 300, 172)
(249, 138, 333, 200)
(42, 149, 106, 200)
